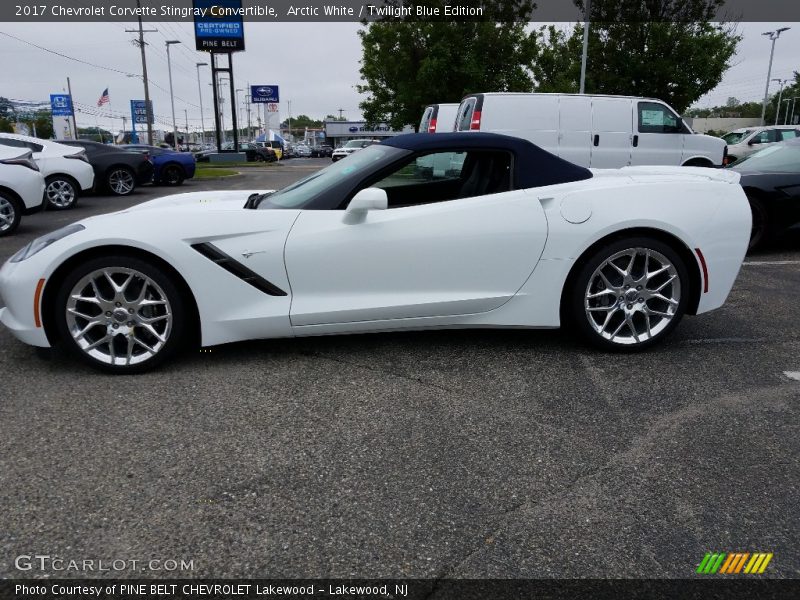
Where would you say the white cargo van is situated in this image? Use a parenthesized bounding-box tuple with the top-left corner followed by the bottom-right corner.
(419, 103, 459, 133)
(454, 93, 725, 168)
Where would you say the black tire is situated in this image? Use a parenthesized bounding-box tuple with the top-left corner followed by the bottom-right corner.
(161, 164, 185, 186)
(0, 190, 22, 237)
(567, 237, 689, 351)
(105, 166, 137, 196)
(255, 154, 265, 162)
(54, 255, 189, 374)
(44, 175, 79, 210)
(747, 195, 770, 251)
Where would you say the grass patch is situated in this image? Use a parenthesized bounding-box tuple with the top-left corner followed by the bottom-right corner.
(195, 167, 239, 178)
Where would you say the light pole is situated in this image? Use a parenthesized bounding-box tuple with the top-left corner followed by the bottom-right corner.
(235, 88, 244, 142)
(760, 27, 790, 126)
(165, 40, 181, 150)
(196, 62, 208, 146)
(579, 0, 591, 94)
(773, 78, 788, 125)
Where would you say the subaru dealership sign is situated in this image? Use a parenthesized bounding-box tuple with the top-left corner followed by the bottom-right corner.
(251, 85, 279, 104)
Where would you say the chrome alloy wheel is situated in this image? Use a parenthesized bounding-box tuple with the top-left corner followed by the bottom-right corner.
(65, 267, 173, 366)
(46, 179, 76, 208)
(584, 247, 681, 345)
(0, 195, 15, 233)
(108, 169, 135, 195)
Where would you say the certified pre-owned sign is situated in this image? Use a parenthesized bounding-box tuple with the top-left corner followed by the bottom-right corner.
(251, 85, 280, 103)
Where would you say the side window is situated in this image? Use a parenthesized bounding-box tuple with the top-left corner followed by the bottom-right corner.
(779, 129, 798, 141)
(368, 150, 511, 208)
(751, 130, 776, 144)
(456, 99, 476, 132)
(638, 102, 682, 134)
(419, 107, 433, 132)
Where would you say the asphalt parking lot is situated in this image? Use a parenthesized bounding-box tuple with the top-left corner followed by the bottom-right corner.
(0, 158, 798, 580)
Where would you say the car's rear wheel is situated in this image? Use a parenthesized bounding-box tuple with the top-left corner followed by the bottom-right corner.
(747, 195, 769, 251)
(55, 256, 187, 373)
(569, 237, 689, 351)
(161, 165, 185, 186)
(106, 167, 136, 196)
(45, 175, 79, 210)
(0, 191, 22, 236)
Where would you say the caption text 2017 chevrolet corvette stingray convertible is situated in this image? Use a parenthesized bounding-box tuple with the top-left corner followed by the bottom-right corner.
(0, 133, 750, 373)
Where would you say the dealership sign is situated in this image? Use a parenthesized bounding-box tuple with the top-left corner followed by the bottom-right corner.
(251, 85, 279, 103)
(50, 94, 72, 116)
(130, 100, 154, 125)
(193, 0, 245, 52)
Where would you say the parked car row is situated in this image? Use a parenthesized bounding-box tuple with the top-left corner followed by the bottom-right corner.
(0, 133, 196, 236)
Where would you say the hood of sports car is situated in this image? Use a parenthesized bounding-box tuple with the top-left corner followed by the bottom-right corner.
(124, 190, 273, 212)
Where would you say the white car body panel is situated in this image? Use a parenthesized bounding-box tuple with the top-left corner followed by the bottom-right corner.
(0, 147, 46, 210)
(0, 165, 749, 350)
(0, 133, 95, 191)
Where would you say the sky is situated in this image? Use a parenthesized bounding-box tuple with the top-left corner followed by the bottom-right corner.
(1, 20, 798, 134)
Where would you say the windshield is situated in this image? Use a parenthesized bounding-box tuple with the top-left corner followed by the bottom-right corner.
(259, 145, 407, 209)
(723, 130, 752, 144)
(344, 140, 365, 148)
(733, 142, 800, 173)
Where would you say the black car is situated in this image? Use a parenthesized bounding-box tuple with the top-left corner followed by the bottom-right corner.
(311, 145, 333, 157)
(61, 140, 154, 196)
(732, 137, 800, 249)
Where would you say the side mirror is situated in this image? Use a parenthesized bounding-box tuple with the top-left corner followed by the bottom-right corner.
(344, 188, 387, 222)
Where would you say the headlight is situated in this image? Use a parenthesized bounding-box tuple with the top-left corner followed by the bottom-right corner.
(10, 224, 85, 263)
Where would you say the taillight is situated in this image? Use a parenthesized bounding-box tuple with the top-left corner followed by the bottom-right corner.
(1, 156, 39, 171)
(65, 151, 89, 163)
(470, 110, 482, 130)
(428, 118, 437, 133)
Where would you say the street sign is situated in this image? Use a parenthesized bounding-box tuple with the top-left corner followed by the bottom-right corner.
(193, 0, 245, 53)
(50, 94, 72, 116)
(130, 100, 153, 125)
(251, 86, 279, 104)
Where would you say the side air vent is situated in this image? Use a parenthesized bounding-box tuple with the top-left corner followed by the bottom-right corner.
(191, 242, 288, 297)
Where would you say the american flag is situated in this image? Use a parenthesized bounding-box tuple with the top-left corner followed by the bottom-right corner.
(97, 88, 110, 107)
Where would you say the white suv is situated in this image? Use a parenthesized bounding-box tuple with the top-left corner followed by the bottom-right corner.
(0, 146, 45, 236)
(0, 133, 94, 210)
(722, 125, 800, 164)
(331, 139, 381, 162)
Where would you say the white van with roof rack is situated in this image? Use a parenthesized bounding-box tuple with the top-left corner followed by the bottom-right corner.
(454, 93, 726, 168)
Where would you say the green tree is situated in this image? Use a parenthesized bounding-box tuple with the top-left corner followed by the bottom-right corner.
(535, 0, 740, 112)
(357, 0, 538, 130)
(0, 117, 13, 133)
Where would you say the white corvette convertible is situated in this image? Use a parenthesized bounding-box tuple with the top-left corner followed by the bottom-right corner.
(0, 133, 750, 373)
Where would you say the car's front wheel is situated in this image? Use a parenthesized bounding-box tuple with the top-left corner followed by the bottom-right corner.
(45, 175, 79, 210)
(0, 191, 22, 236)
(55, 256, 188, 373)
(747, 195, 769, 250)
(106, 167, 136, 196)
(568, 237, 689, 351)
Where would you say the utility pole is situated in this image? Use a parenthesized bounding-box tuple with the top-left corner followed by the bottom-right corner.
(166, 40, 181, 150)
(337, 107, 345, 120)
(66, 77, 78, 139)
(184, 108, 189, 141)
(579, 0, 591, 94)
(196, 62, 208, 146)
(760, 27, 790, 126)
(125, 0, 157, 145)
(773, 78, 788, 126)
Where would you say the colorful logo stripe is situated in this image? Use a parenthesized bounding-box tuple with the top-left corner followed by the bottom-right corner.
(697, 552, 773, 574)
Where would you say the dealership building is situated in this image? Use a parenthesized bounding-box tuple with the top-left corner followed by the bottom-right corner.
(322, 120, 414, 147)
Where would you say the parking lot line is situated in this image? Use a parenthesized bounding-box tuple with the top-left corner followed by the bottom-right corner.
(783, 371, 800, 381)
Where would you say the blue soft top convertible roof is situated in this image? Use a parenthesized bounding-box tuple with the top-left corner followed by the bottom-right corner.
(382, 132, 592, 188)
